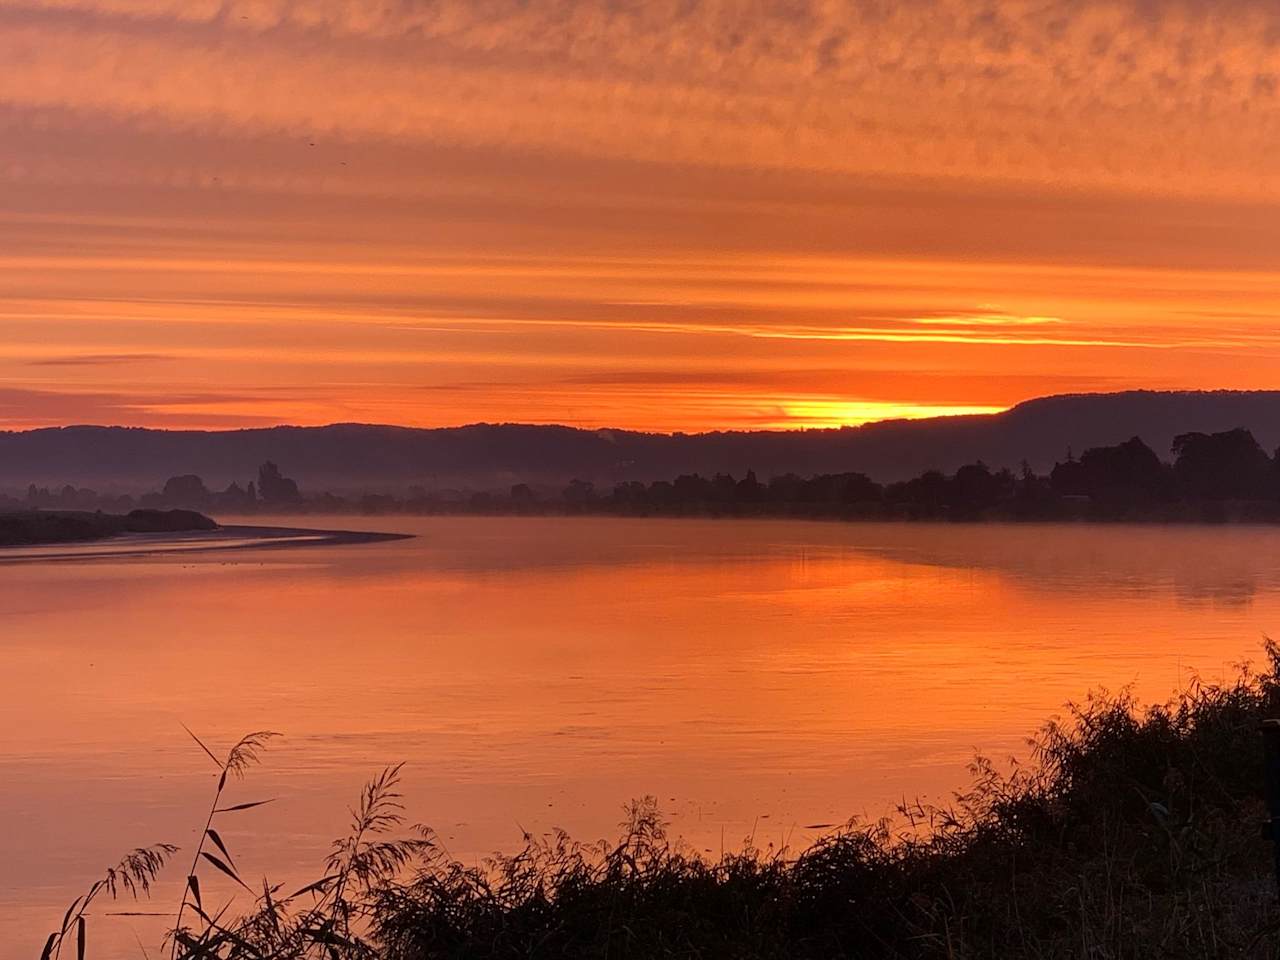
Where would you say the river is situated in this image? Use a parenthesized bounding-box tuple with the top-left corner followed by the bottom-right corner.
(2, 516, 1277, 954)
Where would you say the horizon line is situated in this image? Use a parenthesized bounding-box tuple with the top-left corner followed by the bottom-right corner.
(4, 387, 1280, 437)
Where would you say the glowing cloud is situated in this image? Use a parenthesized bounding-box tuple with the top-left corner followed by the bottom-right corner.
(1, 0, 1280, 431)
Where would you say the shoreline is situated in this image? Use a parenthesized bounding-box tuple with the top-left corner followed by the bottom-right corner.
(0, 523, 413, 564)
(205, 506, 1280, 529)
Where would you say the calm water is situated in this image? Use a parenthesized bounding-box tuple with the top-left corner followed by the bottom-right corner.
(3, 516, 1279, 954)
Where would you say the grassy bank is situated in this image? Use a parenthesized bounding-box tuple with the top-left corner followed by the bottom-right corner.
(48, 647, 1280, 959)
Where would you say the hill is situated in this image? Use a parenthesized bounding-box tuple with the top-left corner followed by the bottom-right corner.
(3, 390, 1280, 492)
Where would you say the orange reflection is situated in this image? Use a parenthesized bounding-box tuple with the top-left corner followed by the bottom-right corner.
(2, 517, 1275, 949)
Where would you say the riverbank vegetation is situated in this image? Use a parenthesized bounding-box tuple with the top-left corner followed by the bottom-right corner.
(17, 428, 1280, 525)
(47, 644, 1280, 958)
(0, 508, 216, 547)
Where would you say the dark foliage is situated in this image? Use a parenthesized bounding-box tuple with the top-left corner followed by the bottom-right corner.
(1173, 429, 1274, 500)
(369, 649, 1280, 959)
(1051, 436, 1172, 502)
(0, 508, 216, 546)
(48, 645, 1280, 958)
(258, 461, 303, 506)
(10, 424, 1280, 525)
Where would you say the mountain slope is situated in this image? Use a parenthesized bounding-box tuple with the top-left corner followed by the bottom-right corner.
(4, 390, 1280, 492)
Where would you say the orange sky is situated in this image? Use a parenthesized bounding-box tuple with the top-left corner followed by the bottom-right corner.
(4, 0, 1280, 432)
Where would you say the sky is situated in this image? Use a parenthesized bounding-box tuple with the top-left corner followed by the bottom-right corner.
(3, 0, 1280, 433)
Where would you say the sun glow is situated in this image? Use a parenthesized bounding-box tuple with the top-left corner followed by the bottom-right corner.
(776, 401, 1009, 430)
(4, 1, 1280, 431)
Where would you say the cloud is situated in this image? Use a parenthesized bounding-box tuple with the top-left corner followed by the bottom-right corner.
(0, 385, 284, 428)
(906, 314, 1064, 327)
(3, 0, 1280, 199)
(2, 0, 1280, 431)
(25, 352, 175, 366)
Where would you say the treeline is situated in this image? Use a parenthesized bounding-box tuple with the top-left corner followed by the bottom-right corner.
(334, 427, 1280, 522)
(8, 461, 303, 514)
(9, 427, 1280, 523)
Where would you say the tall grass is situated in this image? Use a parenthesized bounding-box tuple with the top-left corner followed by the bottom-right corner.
(43, 644, 1280, 959)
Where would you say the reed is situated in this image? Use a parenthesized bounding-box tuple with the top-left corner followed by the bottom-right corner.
(42, 644, 1280, 958)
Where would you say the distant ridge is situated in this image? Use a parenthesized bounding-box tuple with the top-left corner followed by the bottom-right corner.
(4, 390, 1280, 492)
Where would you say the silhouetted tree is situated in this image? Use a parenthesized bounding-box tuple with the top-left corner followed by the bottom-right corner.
(1012, 460, 1055, 515)
(673, 474, 711, 503)
(563, 478, 595, 507)
(887, 469, 949, 517)
(1172, 428, 1272, 499)
(1051, 437, 1170, 502)
(767, 473, 806, 502)
(162, 474, 210, 506)
(835, 472, 883, 504)
(216, 481, 256, 511)
(647, 480, 675, 506)
(736, 469, 764, 502)
(609, 481, 647, 508)
(258, 461, 302, 505)
(799, 473, 882, 505)
(945, 462, 1003, 516)
(711, 473, 737, 503)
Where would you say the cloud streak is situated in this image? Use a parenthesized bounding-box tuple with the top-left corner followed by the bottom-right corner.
(4, 1, 1280, 196)
(2, 1, 1279, 430)
(25, 352, 174, 366)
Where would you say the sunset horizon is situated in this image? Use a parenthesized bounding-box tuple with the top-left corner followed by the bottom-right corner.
(8, 2, 1280, 433)
(7, 385, 1280, 436)
(11, 3, 1280, 956)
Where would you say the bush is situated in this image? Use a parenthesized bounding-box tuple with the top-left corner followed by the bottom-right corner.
(46, 646, 1280, 959)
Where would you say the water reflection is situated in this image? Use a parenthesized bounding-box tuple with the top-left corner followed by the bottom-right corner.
(2, 516, 1277, 951)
